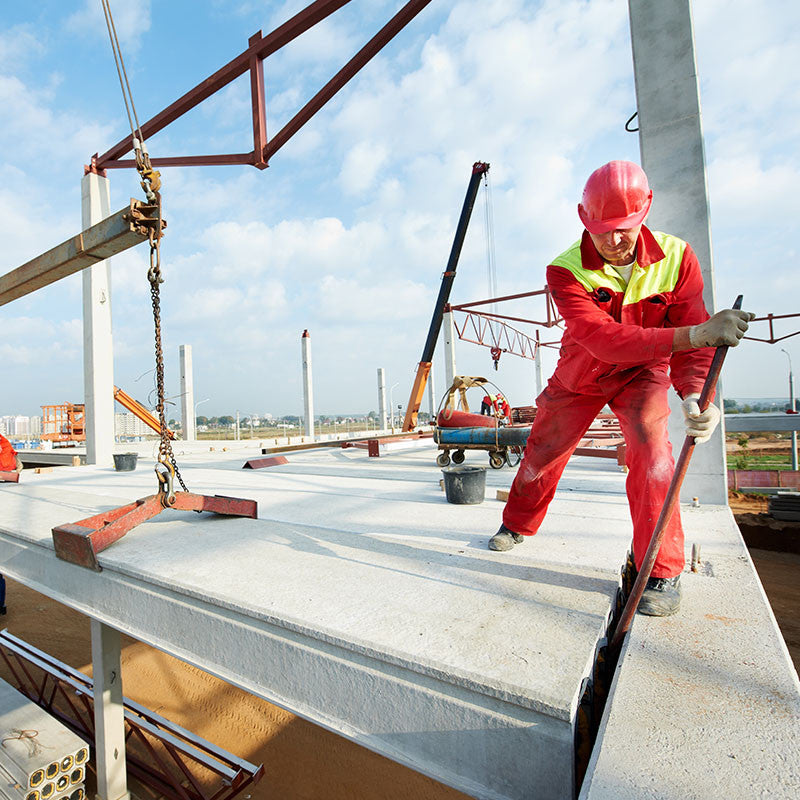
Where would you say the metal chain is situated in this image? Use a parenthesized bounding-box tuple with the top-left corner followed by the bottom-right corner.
(147, 195, 188, 498)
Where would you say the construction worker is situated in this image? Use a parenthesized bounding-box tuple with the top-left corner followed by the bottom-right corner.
(0, 433, 23, 473)
(494, 393, 511, 421)
(489, 160, 754, 616)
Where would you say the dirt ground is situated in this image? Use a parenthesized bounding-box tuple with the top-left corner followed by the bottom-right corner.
(1, 487, 797, 800)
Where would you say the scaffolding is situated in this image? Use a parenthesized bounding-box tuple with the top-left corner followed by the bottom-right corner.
(41, 404, 86, 444)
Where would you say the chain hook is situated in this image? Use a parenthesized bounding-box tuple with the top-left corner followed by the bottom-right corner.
(155, 459, 176, 507)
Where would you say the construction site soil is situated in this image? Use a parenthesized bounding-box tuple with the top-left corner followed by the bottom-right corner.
(2, 490, 797, 800)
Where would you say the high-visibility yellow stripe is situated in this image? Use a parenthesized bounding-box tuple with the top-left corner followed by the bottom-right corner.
(550, 232, 687, 304)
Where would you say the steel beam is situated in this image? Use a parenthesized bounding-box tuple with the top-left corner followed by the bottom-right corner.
(0, 201, 163, 307)
(95, 0, 352, 167)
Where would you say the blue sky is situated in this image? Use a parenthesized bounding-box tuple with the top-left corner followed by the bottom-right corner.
(2, 0, 799, 419)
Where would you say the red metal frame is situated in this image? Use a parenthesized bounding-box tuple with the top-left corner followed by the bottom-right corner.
(744, 312, 800, 344)
(0, 631, 264, 800)
(52, 493, 258, 571)
(447, 287, 564, 362)
(90, 0, 434, 173)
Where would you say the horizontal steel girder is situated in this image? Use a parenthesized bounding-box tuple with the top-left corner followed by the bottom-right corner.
(0, 200, 164, 307)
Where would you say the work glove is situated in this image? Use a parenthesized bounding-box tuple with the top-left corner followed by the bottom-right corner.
(689, 309, 755, 348)
(681, 393, 721, 444)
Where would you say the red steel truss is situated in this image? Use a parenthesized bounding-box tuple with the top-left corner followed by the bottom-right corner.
(91, 0, 434, 173)
(744, 312, 800, 344)
(447, 287, 564, 361)
(0, 630, 264, 800)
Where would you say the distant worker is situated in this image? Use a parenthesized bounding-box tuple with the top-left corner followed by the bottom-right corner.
(480, 393, 495, 415)
(488, 161, 754, 616)
(0, 433, 23, 474)
(494, 393, 511, 421)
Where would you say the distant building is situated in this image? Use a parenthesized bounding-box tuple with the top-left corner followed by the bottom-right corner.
(115, 412, 153, 439)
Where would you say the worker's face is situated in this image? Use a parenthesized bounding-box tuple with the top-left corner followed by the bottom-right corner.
(588, 224, 642, 266)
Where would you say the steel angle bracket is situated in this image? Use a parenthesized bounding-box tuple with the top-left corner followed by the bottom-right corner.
(52, 492, 258, 571)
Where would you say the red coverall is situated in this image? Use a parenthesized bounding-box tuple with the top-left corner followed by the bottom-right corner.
(0, 434, 18, 472)
(503, 226, 714, 578)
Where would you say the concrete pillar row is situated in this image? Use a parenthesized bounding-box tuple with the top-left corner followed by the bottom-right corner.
(377, 368, 387, 431)
(443, 311, 456, 391)
(81, 172, 115, 466)
(180, 345, 195, 442)
(302, 330, 315, 440)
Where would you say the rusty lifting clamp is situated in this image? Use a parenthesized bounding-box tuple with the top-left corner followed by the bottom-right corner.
(51, 484, 258, 572)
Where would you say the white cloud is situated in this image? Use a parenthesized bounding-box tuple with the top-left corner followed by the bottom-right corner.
(66, 0, 152, 53)
(317, 275, 429, 323)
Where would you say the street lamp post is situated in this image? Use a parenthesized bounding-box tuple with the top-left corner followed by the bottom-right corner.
(781, 349, 798, 470)
(194, 398, 210, 437)
(389, 382, 399, 433)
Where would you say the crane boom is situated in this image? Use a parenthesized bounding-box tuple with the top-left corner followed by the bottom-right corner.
(401, 162, 489, 431)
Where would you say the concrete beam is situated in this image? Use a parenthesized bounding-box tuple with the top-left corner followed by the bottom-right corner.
(724, 413, 800, 432)
(0, 450, 632, 800)
(0, 199, 163, 307)
(581, 505, 800, 799)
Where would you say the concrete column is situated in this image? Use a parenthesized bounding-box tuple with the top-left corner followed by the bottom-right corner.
(534, 331, 543, 398)
(788, 361, 798, 471)
(427, 363, 437, 420)
(82, 172, 115, 466)
(91, 620, 129, 800)
(377, 368, 387, 431)
(179, 345, 195, 442)
(629, 0, 727, 504)
(302, 330, 315, 439)
(443, 311, 457, 391)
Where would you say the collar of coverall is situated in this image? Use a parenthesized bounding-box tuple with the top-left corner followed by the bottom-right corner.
(579, 224, 666, 270)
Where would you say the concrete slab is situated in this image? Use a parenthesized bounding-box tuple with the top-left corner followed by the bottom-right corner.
(581, 504, 800, 799)
(0, 444, 631, 800)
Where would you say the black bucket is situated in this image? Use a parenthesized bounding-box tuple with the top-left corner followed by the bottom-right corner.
(113, 453, 138, 472)
(442, 465, 486, 504)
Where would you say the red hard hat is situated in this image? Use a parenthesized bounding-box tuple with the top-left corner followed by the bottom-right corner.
(577, 160, 652, 234)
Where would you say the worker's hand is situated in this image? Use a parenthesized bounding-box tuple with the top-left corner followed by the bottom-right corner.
(14, 455, 23, 473)
(689, 309, 755, 348)
(681, 393, 721, 444)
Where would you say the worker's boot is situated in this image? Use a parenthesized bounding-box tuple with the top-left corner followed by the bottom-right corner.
(638, 575, 682, 616)
(488, 524, 524, 551)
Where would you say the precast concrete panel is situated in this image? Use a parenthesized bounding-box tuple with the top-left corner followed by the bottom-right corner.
(0, 449, 631, 800)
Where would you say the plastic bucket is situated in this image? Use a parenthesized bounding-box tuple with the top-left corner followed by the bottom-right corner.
(113, 452, 138, 472)
(441, 465, 486, 504)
